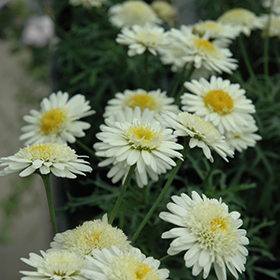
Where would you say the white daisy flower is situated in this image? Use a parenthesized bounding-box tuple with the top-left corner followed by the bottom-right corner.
(193, 20, 240, 40)
(82, 246, 169, 280)
(159, 25, 238, 74)
(224, 119, 262, 152)
(217, 8, 263, 36)
(161, 111, 234, 162)
(49, 214, 131, 257)
(0, 142, 92, 178)
(20, 250, 87, 280)
(262, 0, 280, 14)
(259, 14, 280, 37)
(159, 191, 249, 280)
(151, 0, 178, 26)
(108, 0, 162, 29)
(94, 107, 183, 188)
(182, 76, 256, 135)
(69, 0, 107, 8)
(103, 88, 179, 119)
(116, 23, 169, 56)
(20, 91, 95, 146)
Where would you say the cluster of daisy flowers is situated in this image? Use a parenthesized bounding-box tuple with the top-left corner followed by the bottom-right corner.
(20, 214, 170, 280)
(0, 91, 95, 179)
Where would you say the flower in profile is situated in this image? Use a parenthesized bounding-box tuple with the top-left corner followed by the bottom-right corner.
(94, 107, 183, 188)
(159, 191, 249, 280)
(181, 76, 256, 135)
(82, 246, 169, 280)
(224, 119, 262, 152)
(0, 142, 92, 178)
(217, 8, 263, 36)
(103, 88, 179, 119)
(159, 25, 238, 74)
(69, 0, 107, 8)
(161, 111, 234, 162)
(22, 15, 55, 48)
(193, 20, 240, 40)
(20, 250, 87, 280)
(49, 214, 131, 256)
(108, 0, 162, 28)
(259, 14, 280, 38)
(116, 24, 169, 56)
(20, 91, 95, 146)
(151, 0, 178, 26)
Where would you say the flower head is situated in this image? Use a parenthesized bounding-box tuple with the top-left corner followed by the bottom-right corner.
(262, 0, 280, 14)
(159, 25, 238, 74)
(151, 0, 178, 26)
(193, 20, 240, 40)
(116, 24, 169, 56)
(161, 111, 234, 162)
(218, 8, 263, 36)
(182, 76, 256, 134)
(22, 15, 55, 48)
(20, 250, 87, 280)
(159, 191, 249, 280)
(49, 214, 130, 257)
(109, 0, 162, 28)
(224, 118, 262, 152)
(82, 246, 169, 280)
(94, 107, 183, 188)
(0, 142, 92, 178)
(259, 14, 280, 37)
(20, 91, 95, 145)
(103, 88, 179, 119)
(69, 0, 107, 8)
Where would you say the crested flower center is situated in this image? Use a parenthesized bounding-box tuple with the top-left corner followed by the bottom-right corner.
(125, 94, 157, 111)
(194, 37, 217, 53)
(44, 251, 84, 276)
(126, 124, 161, 150)
(16, 143, 77, 162)
(219, 8, 256, 25)
(40, 108, 68, 135)
(185, 200, 239, 257)
(177, 112, 221, 141)
(204, 90, 234, 114)
(61, 220, 129, 256)
(193, 21, 221, 36)
(109, 254, 161, 280)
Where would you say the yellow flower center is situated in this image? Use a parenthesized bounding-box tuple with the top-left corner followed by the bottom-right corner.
(126, 124, 161, 151)
(135, 263, 152, 279)
(40, 109, 67, 135)
(210, 217, 228, 232)
(204, 90, 233, 114)
(219, 8, 256, 25)
(82, 232, 101, 247)
(194, 37, 217, 53)
(125, 94, 157, 112)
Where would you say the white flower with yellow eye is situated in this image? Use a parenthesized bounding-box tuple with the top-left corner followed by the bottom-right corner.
(20, 91, 95, 146)
(181, 76, 256, 135)
(160, 191, 249, 280)
(82, 246, 169, 280)
(94, 107, 183, 188)
(108, 0, 162, 28)
(0, 143, 92, 178)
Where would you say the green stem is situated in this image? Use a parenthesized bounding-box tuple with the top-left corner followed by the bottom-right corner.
(76, 139, 99, 160)
(109, 164, 136, 224)
(41, 174, 57, 235)
(131, 144, 190, 243)
(238, 35, 262, 91)
(174, 64, 195, 105)
(144, 51, 149, 90)
(263, 14, 271, 92)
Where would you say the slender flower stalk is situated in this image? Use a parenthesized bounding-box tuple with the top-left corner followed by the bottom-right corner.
(238, 35, 262, 91)
(109, 164, 136, 224)
(131, 142, 189, 243)
(41, 174, 57, 235)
